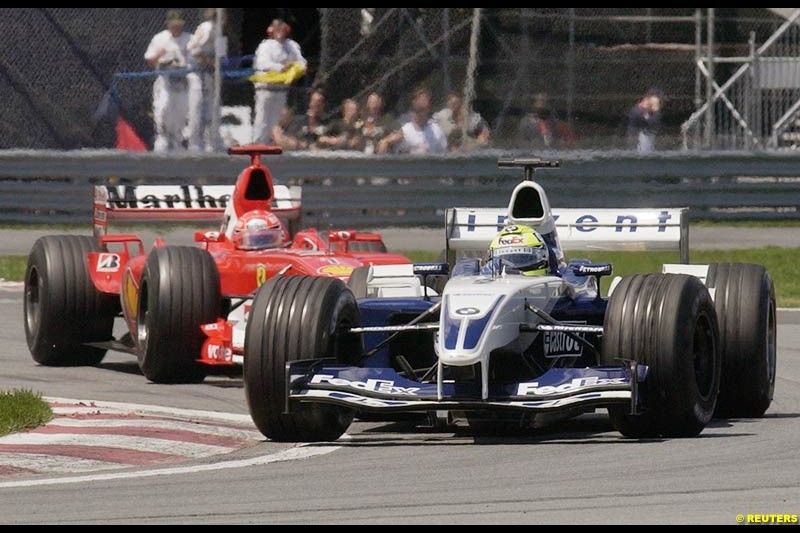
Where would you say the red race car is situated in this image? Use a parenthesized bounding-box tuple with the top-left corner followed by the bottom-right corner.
(24, 145, 410, 383)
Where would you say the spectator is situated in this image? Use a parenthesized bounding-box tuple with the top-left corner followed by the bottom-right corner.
(627, 88, 663, 153)
(318, 98, 365, 151)
(361, 92, 401, 154)
(274, 89, 329, 151)
(251, 19, 307, 144)
(187, 8, 226, 152)
(515, 92, 559, 150)
(144, 10, 192, 152)
(434, 92, 491, 152)
(395, 87, 447, 155)
(270, 106, 297, 150)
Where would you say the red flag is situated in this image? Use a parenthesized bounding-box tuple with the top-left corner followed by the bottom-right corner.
(116, 117, 147, 152)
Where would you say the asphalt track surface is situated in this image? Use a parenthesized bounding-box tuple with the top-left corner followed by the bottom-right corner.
(0, 224, 798, 524)
(0, 290, 798, 523)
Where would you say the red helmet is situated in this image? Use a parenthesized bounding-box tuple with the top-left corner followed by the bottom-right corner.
(232, 210, 286, 250)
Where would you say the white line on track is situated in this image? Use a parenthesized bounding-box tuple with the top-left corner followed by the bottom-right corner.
(0, 443, 341, 489)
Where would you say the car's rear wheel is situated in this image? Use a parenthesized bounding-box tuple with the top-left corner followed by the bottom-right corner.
(707, 263, 776, 418)
(24, 236, 116, 366)
(245, 276, 360, 442)
(602, 274, 720, 438)
(137, 246, 220, 384)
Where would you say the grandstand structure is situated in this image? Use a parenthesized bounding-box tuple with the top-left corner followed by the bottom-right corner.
(0, 8, 795, 151)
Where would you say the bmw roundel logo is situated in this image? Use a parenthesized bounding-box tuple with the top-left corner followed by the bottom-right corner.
(455, 307, 481, 316)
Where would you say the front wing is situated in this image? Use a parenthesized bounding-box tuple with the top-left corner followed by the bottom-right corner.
(289, 364, 646, 413)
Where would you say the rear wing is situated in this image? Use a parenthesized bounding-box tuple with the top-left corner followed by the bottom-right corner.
(445, 207, 689, 263)
(93, 184, 302, 237)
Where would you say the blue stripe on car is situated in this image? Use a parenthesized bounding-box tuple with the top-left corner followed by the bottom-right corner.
(464, 297, 504, 350)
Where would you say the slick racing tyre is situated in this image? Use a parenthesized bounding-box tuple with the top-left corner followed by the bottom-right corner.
(137, 246, 220, 384)
(25, 236, 116, 366)
(245, 276, 360, 442)
(602, 274, 721, 438)
(707, 263, 776, 418)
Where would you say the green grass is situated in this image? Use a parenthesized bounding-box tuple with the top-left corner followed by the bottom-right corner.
(401, 247, 800, 308)
(0, 256, 27, 282)
(0, 390, 53, 437)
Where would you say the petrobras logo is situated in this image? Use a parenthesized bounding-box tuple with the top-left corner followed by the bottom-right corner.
(310, 374, 420, 395)
(517, 377, 628, 396)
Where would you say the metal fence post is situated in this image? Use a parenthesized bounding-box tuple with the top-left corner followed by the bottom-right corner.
(705, 8, 716, 149)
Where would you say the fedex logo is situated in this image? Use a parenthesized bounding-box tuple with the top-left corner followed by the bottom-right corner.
(498, 235, 525, 245)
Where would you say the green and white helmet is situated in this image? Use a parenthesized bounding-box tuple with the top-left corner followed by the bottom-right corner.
(488, 225, 549, 276)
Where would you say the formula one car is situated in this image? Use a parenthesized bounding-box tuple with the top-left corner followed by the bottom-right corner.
(243, 158, 776, 441)
(24, 145, 410, 383)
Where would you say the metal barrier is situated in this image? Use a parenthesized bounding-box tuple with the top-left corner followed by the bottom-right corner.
(1, 151, 799, 227)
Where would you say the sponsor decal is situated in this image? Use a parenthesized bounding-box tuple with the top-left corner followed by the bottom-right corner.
(122, 271, 138, 320)
(96, 253, 121, 273)
(455, 307, 481, 316)
(317, 265, 355, 277)
(466, 211, 674, 233)
(206, 343, 233, 362)
(310, 374, 420, 395)
(574, 264, 613, 276)
(517, 377, 627, 396)
(256, 265, 268, 287)
(498, 235, 525, 246)
(104, 185, 229, 209)
(543, 323, 586, 358)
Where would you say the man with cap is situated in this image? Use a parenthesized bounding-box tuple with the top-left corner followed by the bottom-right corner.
(251, 19, 307, 144)
(144, 10, 192, 151)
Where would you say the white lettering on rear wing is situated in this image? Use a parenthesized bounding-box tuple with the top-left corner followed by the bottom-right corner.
(93, 184, 301, 236)
(445, 207, 689, 263)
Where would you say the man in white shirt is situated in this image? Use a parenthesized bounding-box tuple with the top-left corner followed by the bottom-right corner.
(144, 10, 192, 152)
(252, 19, 307, 144)
(398, 88, 447, 155)
(187, 8, 226, 152)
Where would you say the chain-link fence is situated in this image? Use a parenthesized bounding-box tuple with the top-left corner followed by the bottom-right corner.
(0, 8, 793, 151)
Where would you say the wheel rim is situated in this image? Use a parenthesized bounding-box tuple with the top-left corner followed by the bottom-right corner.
(137, 282, 149, 353)
(693, 312, 717, 400)
(25, 266, 41, 337)
(766, 298, 777, 387)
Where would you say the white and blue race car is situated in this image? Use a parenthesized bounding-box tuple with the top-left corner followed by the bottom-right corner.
(243, 159, 777, 442)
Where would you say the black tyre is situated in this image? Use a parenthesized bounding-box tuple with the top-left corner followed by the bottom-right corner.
(602, 274, 720, 438)
(24, 236, 116, 366)
(137, 247, 220, 384)
(347, 266, 370, 299)
(244, 276, 360, 442)
(707, 263, 776, 418)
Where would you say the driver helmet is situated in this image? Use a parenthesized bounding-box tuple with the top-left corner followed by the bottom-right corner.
(487, 225, 549, 276)
(232, 210, 286, 250)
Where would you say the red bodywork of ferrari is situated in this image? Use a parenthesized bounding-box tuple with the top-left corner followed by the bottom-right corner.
(86, 145, 409, 369)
